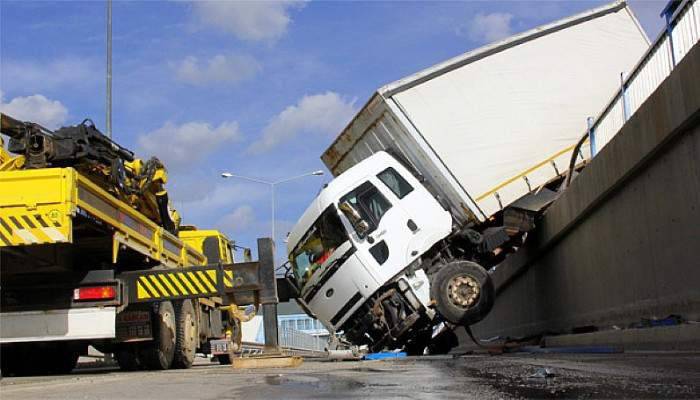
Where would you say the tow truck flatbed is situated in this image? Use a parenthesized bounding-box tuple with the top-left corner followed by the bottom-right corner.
(0, 167, 205, 268)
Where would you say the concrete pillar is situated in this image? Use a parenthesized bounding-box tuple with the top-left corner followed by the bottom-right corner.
(257, 238, 279, 351)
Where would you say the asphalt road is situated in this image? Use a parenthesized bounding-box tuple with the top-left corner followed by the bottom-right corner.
(1, 352, 699, 399)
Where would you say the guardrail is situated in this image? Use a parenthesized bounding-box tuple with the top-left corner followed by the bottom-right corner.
(279, 327, 327, 353)
(589, 0, 699, 154)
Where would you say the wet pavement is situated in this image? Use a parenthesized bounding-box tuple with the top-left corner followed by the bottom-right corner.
(1, 352, 699, 399)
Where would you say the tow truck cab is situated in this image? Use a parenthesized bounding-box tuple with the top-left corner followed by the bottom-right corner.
(286, 152, 452, 350)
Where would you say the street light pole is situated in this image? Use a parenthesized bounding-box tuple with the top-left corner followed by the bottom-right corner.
(220, 170, 324, 243)
(270, 184, 275, 243)
(106, 0, 112, 139)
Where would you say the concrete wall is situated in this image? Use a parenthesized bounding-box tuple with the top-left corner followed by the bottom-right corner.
(470, 42, 700, 341)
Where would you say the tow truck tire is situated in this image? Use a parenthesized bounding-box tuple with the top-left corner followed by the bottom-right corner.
(172, 300, 198, 369)
(140, 301, 176, 370)
(431, 260, 494, 326)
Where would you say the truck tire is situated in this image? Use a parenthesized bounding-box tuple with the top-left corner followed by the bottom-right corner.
(139, 301, 176, 370)
(431, 260, 494, 326)
(171, 300, 198, 369)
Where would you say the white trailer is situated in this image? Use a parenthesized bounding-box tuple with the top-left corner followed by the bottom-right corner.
(322, 0, 649, 224)
(287, 1, 649, 353)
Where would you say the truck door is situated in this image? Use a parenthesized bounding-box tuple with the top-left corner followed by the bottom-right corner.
(338, 179, 415, 283)
(375, 166, 452, 263)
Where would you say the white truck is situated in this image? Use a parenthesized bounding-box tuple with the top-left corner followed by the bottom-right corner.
(285, 1, 649, 353)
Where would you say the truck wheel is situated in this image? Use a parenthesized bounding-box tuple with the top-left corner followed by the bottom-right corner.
(431, 260, 494, 326)
(140, 301, 176, 370)
(172, 300, 198, 369)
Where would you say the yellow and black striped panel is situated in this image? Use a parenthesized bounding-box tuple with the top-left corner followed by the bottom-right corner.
(223, 270, 234, 288)
(0, 213, 67, 247)
(135, 269, 220, 301)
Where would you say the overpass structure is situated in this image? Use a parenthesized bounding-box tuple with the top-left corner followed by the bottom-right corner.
(469, 0, 700, 350)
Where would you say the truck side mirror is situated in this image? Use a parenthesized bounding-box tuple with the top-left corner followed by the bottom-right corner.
(356, 220, 370, 237)
(339, 201, 370, 237)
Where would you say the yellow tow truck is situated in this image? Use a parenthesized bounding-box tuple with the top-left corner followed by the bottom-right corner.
(0, 114, 275, 375)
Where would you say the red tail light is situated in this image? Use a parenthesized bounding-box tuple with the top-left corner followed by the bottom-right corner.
(74, 286, 117, 301)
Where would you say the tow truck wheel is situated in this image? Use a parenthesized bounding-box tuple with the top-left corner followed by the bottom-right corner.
(431, 260, 494, 326)
(172, 300, 198, 369)
(140, 301, 176, 370)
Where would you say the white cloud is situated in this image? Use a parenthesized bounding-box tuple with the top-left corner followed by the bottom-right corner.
(192, 0, 305, 42)
(217, 209, 296, 245)
(249, 91, 357, 154)
(1, 58, 99, 93)
(177, 181, 267, 211)
(137, 121, 242, 170)
(173, 54, 261, 86)
(218, 205, 256, 232)
(457, 12, 514, 43)
(0, 93, 68, 129)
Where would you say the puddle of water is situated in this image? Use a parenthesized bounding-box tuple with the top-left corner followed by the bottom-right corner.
(263, 373, 363, 392)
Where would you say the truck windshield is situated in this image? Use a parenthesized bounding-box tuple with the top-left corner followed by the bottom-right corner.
(290, 205, 348, 289)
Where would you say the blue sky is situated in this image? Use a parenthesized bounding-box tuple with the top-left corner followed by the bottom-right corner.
(1, 0, 666, 261)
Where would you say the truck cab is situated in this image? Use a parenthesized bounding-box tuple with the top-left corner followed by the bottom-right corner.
(178, 228, 235, 264)
(287, 152, 455, 351)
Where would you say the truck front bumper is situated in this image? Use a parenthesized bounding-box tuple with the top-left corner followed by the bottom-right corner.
(0, 307, 116, 343)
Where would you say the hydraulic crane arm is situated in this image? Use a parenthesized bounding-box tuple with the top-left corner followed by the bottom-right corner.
(0, 113, 177, 233)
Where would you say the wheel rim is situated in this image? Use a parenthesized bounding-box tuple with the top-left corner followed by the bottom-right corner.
(446, 274, 480, 309)
(185, 313, 197, 351)
(163, 309, 175, 351)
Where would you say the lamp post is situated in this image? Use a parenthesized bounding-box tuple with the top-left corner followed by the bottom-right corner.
(220, 170, 324, 243)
